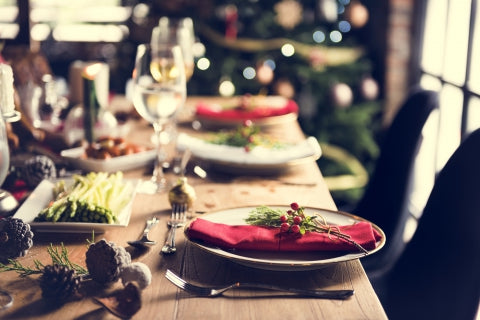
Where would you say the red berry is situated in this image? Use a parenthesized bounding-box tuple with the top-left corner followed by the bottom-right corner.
(291, 224, 300, 233)
(280, 223, 290, 232)
(243, 119, 253, 127)
(244, 145, 250, 152)
(293, 216, 302, 225)
(280, 215, 288, 223)
(290, 202, 299, 211)
(287, 210, 293, 215)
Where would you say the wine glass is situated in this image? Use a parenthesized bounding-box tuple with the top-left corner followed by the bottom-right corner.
(132, 44, 186, 193)
(151, 17, 195, 173)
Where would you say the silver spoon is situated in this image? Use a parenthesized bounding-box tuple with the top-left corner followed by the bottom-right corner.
(127, 217, 159, 248)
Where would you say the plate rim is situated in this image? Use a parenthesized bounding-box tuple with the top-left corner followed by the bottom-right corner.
(185, 204, 385, 271)
(195, 112, 298, 128)
(194, 96, 299, 128)
(13, 178, 137, 233)
(60, 146, 156, 172)
(180, 135, 322, 174)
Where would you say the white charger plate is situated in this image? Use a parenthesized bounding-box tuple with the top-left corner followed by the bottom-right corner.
(177, 134, 322, 174)
(60, 147, 156, 173)
(14, 179, 137, 233)
(185, 205, 385, 271)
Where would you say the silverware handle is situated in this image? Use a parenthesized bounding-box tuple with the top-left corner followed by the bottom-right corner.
(238, 283, 354, 299)
(161, 226, 177, 254)
(142, 219, 158, 236)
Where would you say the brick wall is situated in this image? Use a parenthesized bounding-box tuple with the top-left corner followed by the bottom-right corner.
(383, 0, 415, 126)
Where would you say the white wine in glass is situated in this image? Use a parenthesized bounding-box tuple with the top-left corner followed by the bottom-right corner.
(151, 17, 195, 82)
(132, 44, 186, 193)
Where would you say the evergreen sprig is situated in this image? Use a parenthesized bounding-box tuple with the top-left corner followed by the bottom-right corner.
(0, 243, 88, 277)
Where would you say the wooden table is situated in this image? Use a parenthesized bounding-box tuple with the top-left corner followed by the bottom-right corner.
(0, 97, 387, 319)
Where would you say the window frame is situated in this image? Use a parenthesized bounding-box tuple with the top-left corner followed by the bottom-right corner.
(412, 0, 480, 139)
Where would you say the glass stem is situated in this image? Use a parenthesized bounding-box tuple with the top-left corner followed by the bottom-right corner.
(152, 122, 166, 188)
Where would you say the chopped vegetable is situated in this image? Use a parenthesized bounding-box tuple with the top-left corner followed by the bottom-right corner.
(34, 172, 135, 224)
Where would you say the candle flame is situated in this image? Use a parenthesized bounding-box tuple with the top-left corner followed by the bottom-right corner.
(82, 63, 104, 80)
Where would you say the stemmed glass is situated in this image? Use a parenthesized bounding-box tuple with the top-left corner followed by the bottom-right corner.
(132, 44, 186, 193)
(151, 17, 195, 173)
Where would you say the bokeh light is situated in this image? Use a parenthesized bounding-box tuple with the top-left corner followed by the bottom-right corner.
(281, 43, 295, 57)
(197, 57, 210, 71)
(339, 20, 351, 32)
(313, 30, 326, 43)
(219, 79, 235, 96)
(329, 30, 342, 43)
(243, 67, 256, 79)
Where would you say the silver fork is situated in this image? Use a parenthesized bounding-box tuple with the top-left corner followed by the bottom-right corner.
(161, 203, 187, 254)
(165, 269, 354, 299)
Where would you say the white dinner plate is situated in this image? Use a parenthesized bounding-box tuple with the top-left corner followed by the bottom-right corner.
(60, 147, 156, 173)
(185, 205, 385, 271)
(14, 179, 137, 233)
(177, 134, 322, 174)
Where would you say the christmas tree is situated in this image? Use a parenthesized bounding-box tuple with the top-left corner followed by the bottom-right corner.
(166, 0, 382, 204)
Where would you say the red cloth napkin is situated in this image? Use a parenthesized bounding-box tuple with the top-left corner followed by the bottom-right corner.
(195, 99, 299, 121)
(187, 218, 382, 252)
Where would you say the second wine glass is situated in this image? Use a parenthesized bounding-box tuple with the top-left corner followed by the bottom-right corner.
(132, 44, 186, 193)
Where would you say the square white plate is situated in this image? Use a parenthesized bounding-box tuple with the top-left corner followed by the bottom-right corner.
(14, 179, 137, 233)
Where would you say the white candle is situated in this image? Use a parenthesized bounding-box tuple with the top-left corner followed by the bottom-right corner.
(69, 61, 109, 108)
(0, 64, 15, 115)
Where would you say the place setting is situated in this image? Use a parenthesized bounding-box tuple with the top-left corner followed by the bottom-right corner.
(183, 203, 385, 271)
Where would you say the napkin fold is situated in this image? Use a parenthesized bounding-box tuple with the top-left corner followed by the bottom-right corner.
(187, 218, 382, 252)
(195, 99, 299, 120)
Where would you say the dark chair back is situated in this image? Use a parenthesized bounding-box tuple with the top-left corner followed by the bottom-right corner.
(354, 89, 440, 276)
(378, 128, 480, 320)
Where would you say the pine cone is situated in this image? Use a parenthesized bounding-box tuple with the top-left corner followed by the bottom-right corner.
(85, 239, 131, 284)
(39, 264, 81, 301)
(19, 155, 57, 188)
(0, 217, 34, 262)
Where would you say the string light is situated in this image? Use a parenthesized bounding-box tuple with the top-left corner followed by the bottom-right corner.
(197, 57, 210, 71)
(219, 78, 235, 96)
(338, 20, 351, 32)
(313, 30, 326, 43)
(243, 67, 256, 80)
(264, 59, 276, 70)
(329, 30, 342, 43)
(281, 43, 295, 57)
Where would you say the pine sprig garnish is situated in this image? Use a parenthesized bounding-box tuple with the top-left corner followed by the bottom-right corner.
(0, 243, 88, 277)
(208, 120, 284, 152)
(246, 203, 369, 254)
(46, 244, 88, 275)
(0, 259, 43, 276)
